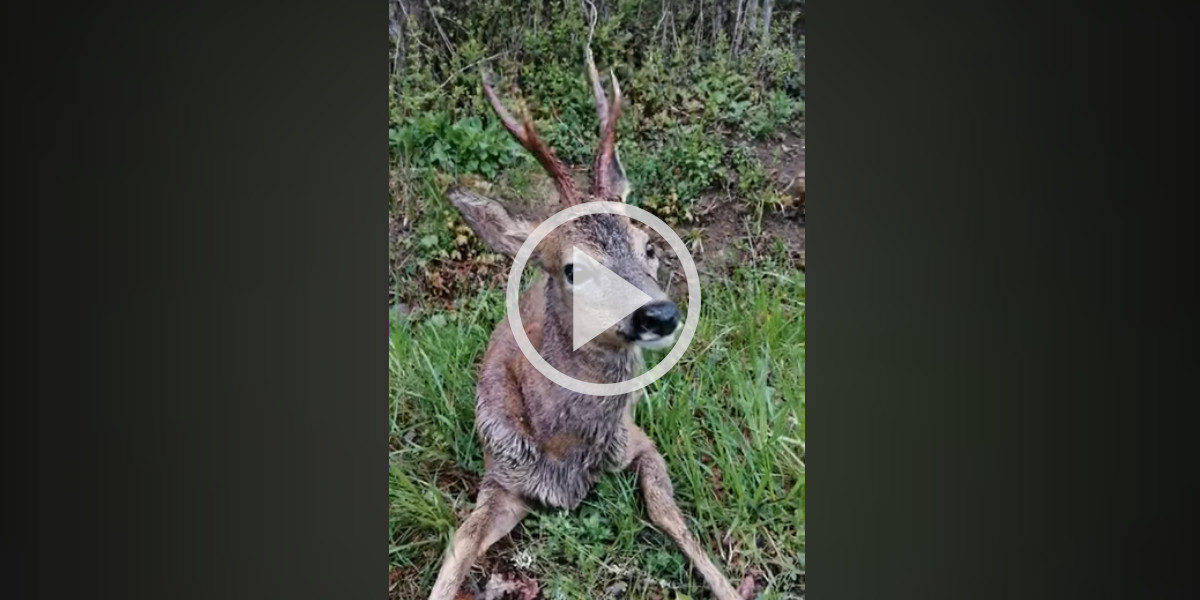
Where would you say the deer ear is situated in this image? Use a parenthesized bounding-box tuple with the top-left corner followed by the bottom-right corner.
(446, 186, 537, 258)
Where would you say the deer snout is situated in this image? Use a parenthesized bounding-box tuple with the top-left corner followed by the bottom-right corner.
(633, 301, 679, 339)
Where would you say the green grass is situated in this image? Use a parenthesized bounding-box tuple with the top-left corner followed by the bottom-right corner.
(389, 264, 805, 599)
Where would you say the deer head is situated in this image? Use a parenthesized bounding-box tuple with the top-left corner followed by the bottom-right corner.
(447, 47, 679, 351)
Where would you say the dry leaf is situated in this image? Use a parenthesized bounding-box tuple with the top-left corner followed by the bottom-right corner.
(737, 574, 758, 599)
(480, 572, 540, 600)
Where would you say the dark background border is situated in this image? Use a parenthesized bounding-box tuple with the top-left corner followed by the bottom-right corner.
(5, 0, 1197, 598)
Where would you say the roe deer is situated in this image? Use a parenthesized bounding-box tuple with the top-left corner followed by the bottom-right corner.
(428, 48, 747, 600)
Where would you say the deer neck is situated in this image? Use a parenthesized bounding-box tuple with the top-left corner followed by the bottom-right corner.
(540, 280, 642, 392)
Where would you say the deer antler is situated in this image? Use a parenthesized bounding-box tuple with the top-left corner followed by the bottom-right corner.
(585, 46, 628, 201)
(480, 69, 581, 206)
(584, 46, 610, 132)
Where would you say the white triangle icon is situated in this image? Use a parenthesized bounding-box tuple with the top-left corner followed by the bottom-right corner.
(571, 246, 653, 351)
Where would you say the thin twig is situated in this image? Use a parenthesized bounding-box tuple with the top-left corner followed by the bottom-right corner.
(669, 7, 678, 49)
(581, 0, 598, 47)
(733, 0, 746, 54)
(653, 1, 669, 45)
(423, 0, 454, 55)
(435, 51, 510, 92)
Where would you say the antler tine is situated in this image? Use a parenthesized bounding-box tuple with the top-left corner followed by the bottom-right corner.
(480, 68, 529, 145)
(584, 45, 609, 132)
(479, 68, 580, 206)
(591, 66, 623, 199)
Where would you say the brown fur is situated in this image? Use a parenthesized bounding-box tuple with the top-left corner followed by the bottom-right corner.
(427, 49, 746, 600)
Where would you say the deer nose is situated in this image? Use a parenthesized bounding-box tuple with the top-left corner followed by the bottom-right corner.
(633, 301, 679, 337)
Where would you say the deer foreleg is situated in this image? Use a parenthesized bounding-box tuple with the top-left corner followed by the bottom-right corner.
(428, 482, 527, 600)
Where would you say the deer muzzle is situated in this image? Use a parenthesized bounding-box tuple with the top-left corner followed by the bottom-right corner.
(631, 301, 680, 348)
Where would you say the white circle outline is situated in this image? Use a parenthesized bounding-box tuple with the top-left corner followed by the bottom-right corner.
(506, 201, 701, 396)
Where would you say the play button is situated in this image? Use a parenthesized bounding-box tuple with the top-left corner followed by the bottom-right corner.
(506, 201, 700, 396)
(570, 246, 653, 350)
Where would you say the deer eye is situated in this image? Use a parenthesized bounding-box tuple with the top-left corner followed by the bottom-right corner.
(563, 264, 573, 284)
(645, 243, 656, 259)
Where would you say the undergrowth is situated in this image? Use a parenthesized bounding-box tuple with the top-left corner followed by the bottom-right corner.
(389, 0, 804, 224)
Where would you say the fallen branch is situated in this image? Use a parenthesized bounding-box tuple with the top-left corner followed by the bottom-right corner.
(434, 51, 510, 92)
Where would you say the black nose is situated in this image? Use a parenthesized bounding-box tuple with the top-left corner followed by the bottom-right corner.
(633, 301, 679, 337)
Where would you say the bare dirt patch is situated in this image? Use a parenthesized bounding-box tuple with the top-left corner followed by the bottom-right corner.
(753, 131, 806, 215)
